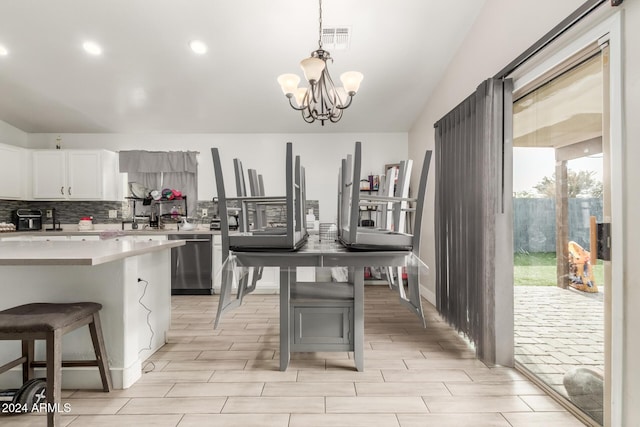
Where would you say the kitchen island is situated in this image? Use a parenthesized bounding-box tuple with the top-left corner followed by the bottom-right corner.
(0, 238, 184, 389)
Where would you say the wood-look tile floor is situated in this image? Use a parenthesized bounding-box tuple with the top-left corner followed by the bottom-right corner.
(5, 287, 585, 426)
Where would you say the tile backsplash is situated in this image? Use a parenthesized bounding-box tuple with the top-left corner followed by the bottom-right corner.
(0, 199, 319, 226)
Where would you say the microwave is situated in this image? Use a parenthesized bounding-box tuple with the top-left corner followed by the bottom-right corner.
(11, 209, 43, 231)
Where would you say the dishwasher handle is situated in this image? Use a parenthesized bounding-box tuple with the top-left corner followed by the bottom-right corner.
(180, 238, 212, 243)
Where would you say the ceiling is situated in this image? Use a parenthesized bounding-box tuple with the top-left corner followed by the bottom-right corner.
(0, 0, 485, 134)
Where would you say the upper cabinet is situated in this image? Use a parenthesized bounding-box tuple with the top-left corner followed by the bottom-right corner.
(32, 149, 119, 200)
(0, 143, 29, 200)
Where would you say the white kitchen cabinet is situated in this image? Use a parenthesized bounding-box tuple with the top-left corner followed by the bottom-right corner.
(132, 234, 167, 242)
(0, 235, 31, 241)
(69, 235, 100, 241)
(0, 143, 29, 200)
(32, 149, 119, 200)
(30, 235, 69, 241)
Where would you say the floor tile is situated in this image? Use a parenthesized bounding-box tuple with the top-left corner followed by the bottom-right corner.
(326, 396, 428, 413)
(62, 398, 130, 415)
(177, 413, 289, 427)
(118, 397, 227, 414)
(381, 369, 472, 382)
(167, 382, 264, 397)
(68, 414, 182, 426)
(222, 397, 324, 413)
(290, 413, 400, 427)
(355, 381, 450, 396)
(397, 413, 511, 427)
(423, 395, 532, 413)
(502, 411, 586, 426)
(262, 381, 356, 396)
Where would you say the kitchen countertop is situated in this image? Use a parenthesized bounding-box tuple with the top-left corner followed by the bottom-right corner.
(0, 239, 185, 266)
(2, 225, 220, 237)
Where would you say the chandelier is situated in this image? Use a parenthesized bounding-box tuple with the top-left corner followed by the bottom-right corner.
(277, 0, 363, 125)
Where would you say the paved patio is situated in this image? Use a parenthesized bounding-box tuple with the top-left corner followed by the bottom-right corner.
(514, 285, 604, 423)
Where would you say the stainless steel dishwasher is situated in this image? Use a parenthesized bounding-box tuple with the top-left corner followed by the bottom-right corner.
(169, 234, 213, 295)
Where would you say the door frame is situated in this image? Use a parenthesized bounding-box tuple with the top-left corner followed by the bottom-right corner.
(510, 11, 623, 426)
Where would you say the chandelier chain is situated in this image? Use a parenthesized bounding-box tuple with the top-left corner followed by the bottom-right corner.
(318, 0, 323, 49)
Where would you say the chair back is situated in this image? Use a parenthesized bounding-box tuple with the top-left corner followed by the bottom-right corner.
(212, 142, 307, 251)
(212, 147, 231, 260)
(339, 141, 432, 254)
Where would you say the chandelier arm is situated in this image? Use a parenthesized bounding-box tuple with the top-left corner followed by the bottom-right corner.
(287, 96, 306, 111)
(335, 94, 354, 110)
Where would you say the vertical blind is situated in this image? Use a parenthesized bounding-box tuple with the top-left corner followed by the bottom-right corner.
(434, 78, 514, 366)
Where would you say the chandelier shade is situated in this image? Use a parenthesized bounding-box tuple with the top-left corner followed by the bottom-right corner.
(340, 71, 364, 95)
(277, 0, 362, 125)
(277, 74, 301, 96)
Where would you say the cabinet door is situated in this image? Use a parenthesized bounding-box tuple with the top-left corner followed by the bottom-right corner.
(32, 151, 66, 199)
(67, 151, 103, 199)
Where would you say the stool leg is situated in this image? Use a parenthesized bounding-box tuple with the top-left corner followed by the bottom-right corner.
(21, 339, 34, 383)
(46, 329, 62, 427)
(88, 312, 112, 392)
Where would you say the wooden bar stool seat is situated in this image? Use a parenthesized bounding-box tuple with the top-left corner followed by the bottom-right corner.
(0, 302, 112, 426)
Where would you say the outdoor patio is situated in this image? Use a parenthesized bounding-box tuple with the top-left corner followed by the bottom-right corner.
(514, 285, 604, 423)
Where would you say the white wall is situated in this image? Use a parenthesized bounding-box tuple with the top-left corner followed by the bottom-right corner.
(409, 0, 640, 424)
(0, 119, 28, 147)
(27, 132, 408, 222)
(408, 0, 585, 297)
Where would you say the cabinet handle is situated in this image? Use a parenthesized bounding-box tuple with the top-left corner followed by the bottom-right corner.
(68, 187, 71, 195)
(60, 186, 64, 195)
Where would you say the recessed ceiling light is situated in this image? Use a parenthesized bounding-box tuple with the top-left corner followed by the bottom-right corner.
(189, 40, 207, 55)
(0, 45, 8, 56)
(82, 41, 103, 56)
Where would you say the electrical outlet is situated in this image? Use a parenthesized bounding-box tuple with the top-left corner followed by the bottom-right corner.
(46, 209, 53, 218)
(109, 209, 118, 219)
(201, 208, 208, 217)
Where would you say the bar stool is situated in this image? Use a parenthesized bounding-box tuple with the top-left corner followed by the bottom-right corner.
(0, 302, 112, 426)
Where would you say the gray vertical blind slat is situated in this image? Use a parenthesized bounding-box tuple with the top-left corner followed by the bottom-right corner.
(434, 77, 513, 366)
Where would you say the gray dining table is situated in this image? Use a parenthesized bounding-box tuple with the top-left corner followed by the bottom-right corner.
(227, 236, 419, 371)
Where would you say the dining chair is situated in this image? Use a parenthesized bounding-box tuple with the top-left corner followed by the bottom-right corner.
(338, 141, 432, 324)
(211, 142, 308, 328)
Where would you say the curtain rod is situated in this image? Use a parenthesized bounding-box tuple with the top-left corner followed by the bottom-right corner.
(493, 0, 615, 79)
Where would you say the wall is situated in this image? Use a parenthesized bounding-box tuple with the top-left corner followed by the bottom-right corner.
(408, 0, 639, 424)
(408, 0, 585, 296)
(26, 132, 408, 222)
(0, 120, 28, 147)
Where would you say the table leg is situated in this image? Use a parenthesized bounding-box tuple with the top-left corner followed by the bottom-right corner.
(354, 266, 365, 371)
(279, 268, 291, 371)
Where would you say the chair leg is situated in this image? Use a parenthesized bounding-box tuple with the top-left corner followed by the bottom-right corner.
(88, 313, 112, 392)
(46, 329, 62, 427)
(21, 339, 34, 383)
(214, 267, 234, 329)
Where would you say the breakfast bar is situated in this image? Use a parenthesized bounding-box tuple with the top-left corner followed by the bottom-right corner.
(0, 238, 184, 390)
